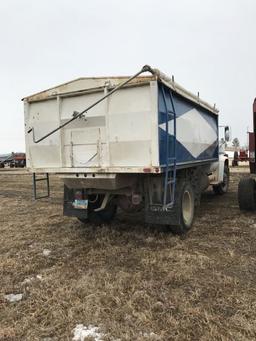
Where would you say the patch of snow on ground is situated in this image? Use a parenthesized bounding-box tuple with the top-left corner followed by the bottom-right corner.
(140, 331, 160, 339)
(21, 277, 34, 285)
(21, 274, 43, 285)
(43, 249, 51, 256)
(72, 324, 104, 341)
(5, 293, 23, 302)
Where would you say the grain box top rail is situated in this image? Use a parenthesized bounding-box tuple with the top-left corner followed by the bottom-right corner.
(22, 67, 219, 115)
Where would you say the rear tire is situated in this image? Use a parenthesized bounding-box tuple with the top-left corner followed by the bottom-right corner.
(238, 177, 256, 211)
(170, 181, 195, 234)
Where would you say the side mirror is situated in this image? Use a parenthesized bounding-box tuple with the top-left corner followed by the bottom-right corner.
(224, 126, 230, 142)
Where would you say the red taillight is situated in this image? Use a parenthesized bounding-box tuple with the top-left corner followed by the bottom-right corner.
(143, 167, 160, 173)
(143, 167, 151, 173)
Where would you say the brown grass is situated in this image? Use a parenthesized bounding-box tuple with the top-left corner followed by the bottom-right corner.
(1, 170, 256, 340)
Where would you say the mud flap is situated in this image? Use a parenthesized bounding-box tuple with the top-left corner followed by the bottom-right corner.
(144, 175, 181, 226)
(145, 207, 180, 226)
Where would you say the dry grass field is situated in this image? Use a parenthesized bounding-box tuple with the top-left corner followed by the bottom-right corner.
(1, 169, 256, 340)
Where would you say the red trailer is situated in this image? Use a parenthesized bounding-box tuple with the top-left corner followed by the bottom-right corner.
(238, 98, 256, 210)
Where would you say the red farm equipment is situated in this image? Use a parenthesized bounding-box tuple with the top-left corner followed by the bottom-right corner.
(0, 152, 26, 168)
(11, 153, 26, 168)
(238, 98, 256, 210)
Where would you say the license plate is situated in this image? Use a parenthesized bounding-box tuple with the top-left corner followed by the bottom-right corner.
(72, 199, 88, 210)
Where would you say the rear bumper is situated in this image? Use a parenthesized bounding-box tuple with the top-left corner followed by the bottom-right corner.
(27, 166, 161, 174)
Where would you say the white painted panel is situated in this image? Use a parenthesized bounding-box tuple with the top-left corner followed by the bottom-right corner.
(63, 145, 72, 167)
(108, 111, 151, 142)
(28, 99, 61, 168)
(61, 92, 106, 119)
(63, 143, 108, 168)
(29, 99, 59, 146)
(110, 141, 151, 167)
(107, 85, 155, 167)
(108, 86, 151, 114)
(63, 127, 106, 167)
(29, 99, 58, 122)
(71, 128, 102, 145)
(26, 82, 159, 172)
(72, 144, 99, 167)
(30, 145, 61, 167)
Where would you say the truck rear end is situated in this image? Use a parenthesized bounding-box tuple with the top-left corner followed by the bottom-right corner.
(24, 66, 228, 233)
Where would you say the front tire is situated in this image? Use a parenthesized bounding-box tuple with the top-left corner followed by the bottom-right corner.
(213, 165, 229, 195)
(238, 177, 256, 211)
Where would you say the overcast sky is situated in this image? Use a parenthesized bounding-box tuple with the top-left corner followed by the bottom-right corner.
(0, 0, 255, 152)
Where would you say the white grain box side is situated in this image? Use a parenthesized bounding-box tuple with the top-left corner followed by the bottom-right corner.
(25, 81, 159, 173)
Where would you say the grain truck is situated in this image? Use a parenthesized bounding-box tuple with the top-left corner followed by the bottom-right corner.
(24, 65, 229, 233)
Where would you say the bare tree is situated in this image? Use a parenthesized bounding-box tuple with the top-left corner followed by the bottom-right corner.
(232, 137, 240, 148)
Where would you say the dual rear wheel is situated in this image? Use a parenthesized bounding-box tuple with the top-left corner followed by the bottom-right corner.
(171, 166, 229, 234)
(169, 180, 195, 234)
(79, 183, 196, 234)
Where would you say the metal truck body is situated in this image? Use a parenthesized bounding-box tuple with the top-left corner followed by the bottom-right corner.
(24, 66, 229, 233)
(238, 98, 256, 211)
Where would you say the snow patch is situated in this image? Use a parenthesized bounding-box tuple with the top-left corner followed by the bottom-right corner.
(72, 324, 104, 341)
(140, 331, 160, 339)
(21, 277, 34, 285)
(21, 274, 43, 285)
(43, 249, 51, 256)
(5, 293, 23, 303)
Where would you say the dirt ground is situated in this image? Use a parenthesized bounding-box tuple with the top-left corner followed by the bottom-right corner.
(1, 169, 256, 341)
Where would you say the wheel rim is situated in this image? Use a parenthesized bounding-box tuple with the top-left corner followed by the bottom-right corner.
(182, 190, 193, 226)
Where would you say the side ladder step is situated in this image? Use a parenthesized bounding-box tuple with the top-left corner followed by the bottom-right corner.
(147, 83, 177, 214)
(32, 173, 50, 200)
